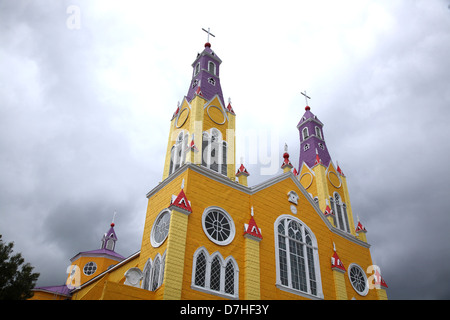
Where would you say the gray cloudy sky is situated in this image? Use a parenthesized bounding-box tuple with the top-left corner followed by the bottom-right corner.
(1, 0, 450, 300)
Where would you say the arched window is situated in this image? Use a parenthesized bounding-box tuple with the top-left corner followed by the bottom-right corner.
(201, 129, 227, 176)
(302, 127, 309, 141)
(142, 258, 152, 290)
(142, 252, 166, 291)
(194, 63, 200, 76)
(191, 247, 239, 299)
(330, 193, 350, 233)
(151, 256, 161, 291)
(315, 126, 322, 139)
(170, 131, 188, 175)
(275, 215, 323, 299)
(106, 239, 114, 251)
(208, 61, 216, 75)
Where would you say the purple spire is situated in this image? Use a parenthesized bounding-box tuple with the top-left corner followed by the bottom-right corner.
(297, 106, 332, 168)
(186, 43, 225, 106)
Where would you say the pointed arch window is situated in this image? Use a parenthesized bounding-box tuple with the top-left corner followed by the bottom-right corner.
(191, 247, 239, 299)
(330, 193, 350, 233)
(142, 252, 166, 291)
(201, 129, 227, 176)
(274, 215, 323, 299)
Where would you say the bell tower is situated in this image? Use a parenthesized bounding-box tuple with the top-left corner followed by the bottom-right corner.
(297, 98, 359, 239)
(162, 37, 236, 181)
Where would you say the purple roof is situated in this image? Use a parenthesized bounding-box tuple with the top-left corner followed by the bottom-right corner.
(71, 248, 125, 261)
(33, 284, 72, 296)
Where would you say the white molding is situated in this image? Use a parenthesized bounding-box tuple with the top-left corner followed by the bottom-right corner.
(150, 209, 171, 248)
(348, 263, 369, 296)
(202, 206, 236, 246)
(191, 246, 239, 299)
(273, 214, 324, 299)
(146, 163, 370, 248)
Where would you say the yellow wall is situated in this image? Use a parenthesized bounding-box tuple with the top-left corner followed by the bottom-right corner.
(67, 163, 379, 301)
(136, 166, 379, 300)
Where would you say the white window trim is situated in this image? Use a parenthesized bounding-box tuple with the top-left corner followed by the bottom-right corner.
(202, 129, 227, 176)
(201, 206, 235, 246)
(83, 261, 97, 276)
(150, 209, 171, 248)
(302, 127, 309, 141)
(330, 192, 350, 233)
(208, 61, 216, 75)
(191, 247, 239, 299)
(303, 143, 310, 151)
(142, 251, 166, 291)
(170, 131, 189, 175)
(315, 126, 323, 139)
(274, 214, 324, 299)
(348, 263, 369, 296)
(194, 62, 200, 76)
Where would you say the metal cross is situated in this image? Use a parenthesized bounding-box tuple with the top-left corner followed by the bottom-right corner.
(301, 91, 311, 106)
(202, 27, 215, 43)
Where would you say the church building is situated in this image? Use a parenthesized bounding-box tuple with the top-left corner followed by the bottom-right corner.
(31, 37, 388, 300)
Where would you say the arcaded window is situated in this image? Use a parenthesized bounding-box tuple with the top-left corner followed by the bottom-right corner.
(191, 247, 239, 299)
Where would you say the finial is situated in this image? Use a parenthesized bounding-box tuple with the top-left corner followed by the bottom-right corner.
(111, 211, 116, 227)
(251, 206, 254, 216)
(284, 143, 288, 153)
(181, 178, 185, 190)
(333, 242, 336, 252)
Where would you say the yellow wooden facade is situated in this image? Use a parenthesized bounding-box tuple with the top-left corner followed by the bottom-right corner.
(31, 42, 388, 301)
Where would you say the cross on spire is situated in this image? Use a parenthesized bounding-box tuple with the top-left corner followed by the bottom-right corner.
(301, 91, 311, 107)
(202, 27, 215, 43)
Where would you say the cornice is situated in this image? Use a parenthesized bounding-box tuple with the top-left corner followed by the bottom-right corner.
(147, 163, 370, 248)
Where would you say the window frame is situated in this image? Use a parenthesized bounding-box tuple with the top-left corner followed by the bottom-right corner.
(330, 192, 350, 233)
(348, 263, 369, 296)
(201, 206, 235, 246)
(169, 131, 189, 175)
(315, 126, 323, 139)
(150, 209, 171, 248)
(142, 251, 166, 291)
(83, 261, 97, 276)
(208, 61, 216, 75)
(191, 247, 239, 299)
(201, 129, 228, 176)
(302, 127, 309, 141)
(274, 215, 323, 299)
